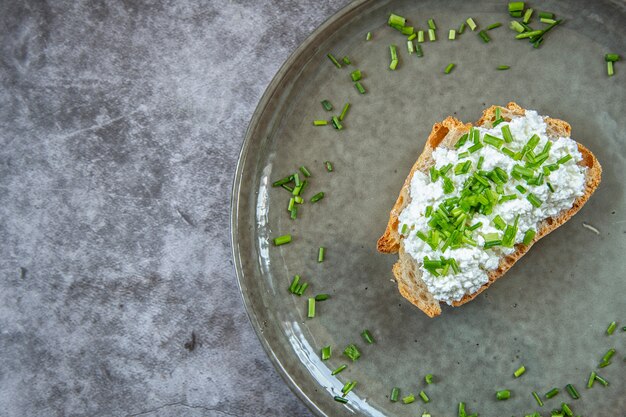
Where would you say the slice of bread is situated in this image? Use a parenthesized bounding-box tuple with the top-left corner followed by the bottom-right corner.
(377, 102, 602, 317)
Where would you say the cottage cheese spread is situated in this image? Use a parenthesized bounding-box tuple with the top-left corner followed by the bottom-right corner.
(398, 110, 587, 304)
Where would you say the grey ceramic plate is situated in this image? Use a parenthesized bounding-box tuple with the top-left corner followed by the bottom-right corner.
(231, 1, 626, 415)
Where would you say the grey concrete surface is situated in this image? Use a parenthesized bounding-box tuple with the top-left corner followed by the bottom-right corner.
(0, 1, 350, 416)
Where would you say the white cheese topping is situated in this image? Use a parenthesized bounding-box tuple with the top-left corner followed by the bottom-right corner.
(398, 110, 587, 305)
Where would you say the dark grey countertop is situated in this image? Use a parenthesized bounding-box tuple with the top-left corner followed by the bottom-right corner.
(0, 1, 349, 416)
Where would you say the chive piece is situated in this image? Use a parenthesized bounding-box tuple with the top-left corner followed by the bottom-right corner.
(343, 344, 361, 361)
(594, 373, 609, 386)
(605, 53, 620, 62)
(455, 133, 469, 148)
(401, 25, 414, 35)
(325, 161, 333, 172)
(402, 394, 415, 404)
(545, 388, 559, 399)
(317, 247, 325, 263)
(466, 17, 477, 31)
(307, 298, 315, 318)
(449, 29, 456, 40)
(415, 44, 423, 57)
(327, 53, 342, 68)
(401, 224, 408, 235)
(487, 22, 502, 30)
(289, 275, 300, 293)
(493, 215, 506, 230)
(311, 192, 325, 203)
(288, 197, 297, 210)
(295, 281, 308, 295)
(523, 8, 534, 23)
(514, 365, 526, 377)
(417, 30, 425, 43)
(361, 329, 375, 344)
(522, 229, 536, 245)
(388, 13, 406, 28)
(331, 364, 347, 375)
(459, 22, 466, 34)
(557, 154, 572, 165)
(478, 30, 490, 43)
(607, 61, 614, 76)
(333, 396, 348, 403)
(389, 44, 398, 70)
(315, 294, 329, 302)
(607, 321, 617, 335)
(444, 63, 456, 74)
(408, 33, 417, 41)
(527, 193, 542, 207)
(407, 39, 415, 54)
(313, 120, 328, 126)
(425, 206, 433, 217)
(354, 81, 366, 94)
(561, 402, 573, 416)
(458, 402, 466, 417)
(350, 69, 362, 81)
(509, 1, 524, 13)
(321, 345, 331, 360)
(339, 103, 350, 121)
(341, 381, 357, 397)
(538, 11, 554, 19)
(273, 175, 294, 187)
(484, 239, 502, 249)
(587, 371, 596, 388)
(496, 390, 511, 400)
(540, 17, 556, 24)
(273, 235, 292, 246)
(565, 384, 579, 400)
(342, 55, 351, 65)
(299, 166, 311, 178)
(516, 30, 543, 39)
(468, 142, 483, 153)
(532, 391, 544, 407)
(475, 156, 484, 169)
(331, 116, 343, 130)
(499, 194, 517, 203)
(483, 134, 504, 148)
(516, 185, 527, 194)
(500, 126, 514, 144)
(390, 387, 400, 402)
(419, 390, 430, 403)
(510, 20, 525, 33)
(497, 65, 510, 70)
(428, 28, 436, 41)
(366, 31, 372, 41)
(428, 18, 437, 30)
(321, 100, 333, 111)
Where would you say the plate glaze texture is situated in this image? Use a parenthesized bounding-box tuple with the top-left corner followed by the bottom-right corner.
(231, 0, 626, 415)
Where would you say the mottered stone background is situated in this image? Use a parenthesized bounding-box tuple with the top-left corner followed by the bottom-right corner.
(0, 1, 350, 416)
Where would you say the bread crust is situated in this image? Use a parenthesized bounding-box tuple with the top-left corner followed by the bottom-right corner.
(377, 102, 602, 317)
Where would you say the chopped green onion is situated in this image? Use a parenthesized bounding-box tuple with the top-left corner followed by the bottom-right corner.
(350, 70, 362, 82)
(425, 206, 433, 217)
(532, 391, 544, 407)
(502, 147, 516, 158)
(366, 31, 372, 41)
(428, 29, 436, 41)
(509, 1, 525, 14)
(407, 39, 415, 54)
(321, 345, 331, 360)
(497, 65, 510, 70)
(607, 321, 617, 335)
(343, 344, 361, 361)
(408, 32, 417, 41)
(317, 247, 325, 263)
(321, 100, 333, 111)
(331, 364, 347, 375)
(601, 348, 616, 364)
(466, 17, 477, 31)
(484, 238, 502, 249)
(487, 22, 502, 30)
(493, 215, 506, 230)
(339, 103, 350, 121)
(565, 384, 579, 400)
(417, 30, 425, 43)
(523, 8, 534, 23)
(605, 53, 620, 62)
(501, 125, 514, 143)
(499, 194, 517, 203)
(513, 365, 526, 377)
(342, 56, 351, 65)
(607, 61, 614, 76)
(468, 142, 483, 153)
(477, 156, 484, 169)
(428, 18, 436, 30)
(289, 275, 300, 293)
(425, 373, 434, 384)
(478, 30, 491, 42)
(516, 30, 543, 39)
(557, 154, 572, 164)
(538, 11, 554, 19)
(401, 26, 414, 35)
(273, 175, 294, 187)
(594, 373, 608, 386)
(458, 402, 466, 417)
(561, 402, 573, 416)
(522, 229, 536, 245)
(388, 13, 407, 29)
(294, 195, 304, 204)
(509, 20, 525, 33)
(402, 394, 415, 404)
(293, 173, 301, 187)
(443, 177, 454, 193)
(361, 329, 375, 344)
(327, 53, 342, 68)
(496, 390, 511, 400)
(483, 134, 504, 148)
(313, 120, 328, 126)
(315, 294, 329, 301)
(299, 166, 311, 178)
(459, 22, 466, 34)
(341, 380, 357, 396)
(419, 390, 430, 403)
(354, 81, 366, 94)
(455, 133, 469, 148)
(311, 192, 325, 203)
(545, 388, 559, 399)
(527, 193, 542, 207)
(295, 281, 308, 295)
(390, 387, 400, 402)
(307, 298, 315, 318)
(273, 235, 292, 246)
(333, 396, 348, 403)
(401, 224, 408, 234)
(444, 63, 456, 74)
(331, 116, 343, 130)
(587, 371, 596, 388)
(325, 161, 333, 172)
(415, 44, 423, 57)
(449, 29, 456, 40)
